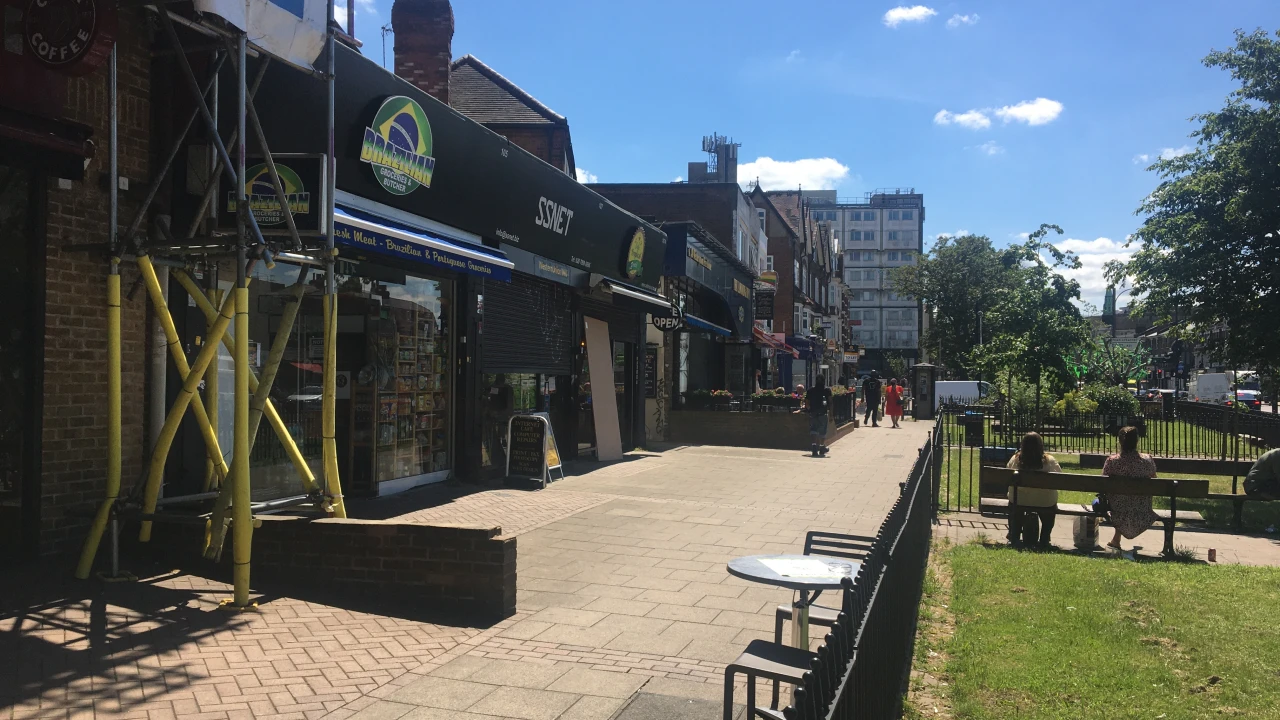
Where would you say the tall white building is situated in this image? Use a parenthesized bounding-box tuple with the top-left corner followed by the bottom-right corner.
(811, 189, 924, 374)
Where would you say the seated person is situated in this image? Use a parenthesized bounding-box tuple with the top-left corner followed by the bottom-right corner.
(1101, 426, 1160, 550)
(1007, 432, 1061, 548)
(1245, 447, 1280, 500)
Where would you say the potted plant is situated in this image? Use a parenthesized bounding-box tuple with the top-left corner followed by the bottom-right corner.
(709, 389, 734, 409)
(682, 389, 712, 410)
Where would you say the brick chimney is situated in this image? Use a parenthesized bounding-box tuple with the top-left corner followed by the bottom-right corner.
(391, 0, 454, 105)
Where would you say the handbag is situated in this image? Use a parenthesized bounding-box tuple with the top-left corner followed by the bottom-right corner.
(1092, 494, 1111, 515)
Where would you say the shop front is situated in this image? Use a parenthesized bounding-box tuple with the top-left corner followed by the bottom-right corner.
(661, 223, 755, 406)
(201, 41, 669, 490)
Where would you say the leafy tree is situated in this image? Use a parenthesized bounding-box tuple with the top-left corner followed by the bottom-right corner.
(1112, 29, 1280, 398)
(1065, 337, 1153, 386)
(888, 234, 1018, 377)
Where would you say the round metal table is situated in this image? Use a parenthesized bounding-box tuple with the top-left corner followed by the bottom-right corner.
(727, 554, 859, 649)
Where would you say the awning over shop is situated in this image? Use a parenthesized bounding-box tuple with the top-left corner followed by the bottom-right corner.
(752, 326, 799, 358)
(686, 314, 733, 337)
(593, 276, 678, 318)
(333, 206, 513, 281)
(661, 222, 754, 339)
(787, 336, 821, 360)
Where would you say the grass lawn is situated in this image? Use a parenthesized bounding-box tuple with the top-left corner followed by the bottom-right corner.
(936, 447, 1280, 531)
(910, 542, 1280, 719)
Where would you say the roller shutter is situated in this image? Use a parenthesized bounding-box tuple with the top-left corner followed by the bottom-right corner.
(580, 296, 643, 346)
(482, 274, 574, 374)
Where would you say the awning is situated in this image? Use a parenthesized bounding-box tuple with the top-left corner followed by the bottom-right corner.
(333, 205, 513, 281)
(686, 314, 733, 337)
(752, 326, 799, 358)
(592, 276, 678, 318)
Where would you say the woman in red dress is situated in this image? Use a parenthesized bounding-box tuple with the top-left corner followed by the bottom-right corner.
(884, 378, 904, 428)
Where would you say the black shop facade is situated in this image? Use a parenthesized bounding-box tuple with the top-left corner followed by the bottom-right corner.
(167, 42, 669, 500)
(661, 222, 756, 404)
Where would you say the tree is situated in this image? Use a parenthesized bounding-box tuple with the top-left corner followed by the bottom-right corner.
(1112, 29, 1280, 394)
(1066, 337, 1154, 386)
(888, 234, 1017, 377)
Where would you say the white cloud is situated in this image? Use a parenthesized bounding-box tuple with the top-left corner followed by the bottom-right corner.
(334, 4, 347, 26)
(1132, 153, 1151, 165)
(993, 97, 1063, 125)
(355, 0, 375, 11)
(1050, 236, 1134, 308)
(673, 175, 684, 182)
(946, 13, 979, 28)
(576, 168, 598, 184)
(974, 140, 1004, 156)
(785, 49, 802, 63)
(737, 157, 850, 191)
(883, 5, 937, 27)
(1160, 145, 1193, 159)
(934, 230, 971, 240)
(934, 108, 991, 130)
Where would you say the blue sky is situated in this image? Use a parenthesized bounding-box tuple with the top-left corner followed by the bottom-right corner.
(339, 0, 1280, 308)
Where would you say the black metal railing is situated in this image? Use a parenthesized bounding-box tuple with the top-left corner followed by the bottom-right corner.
(783, 424, 940, 719)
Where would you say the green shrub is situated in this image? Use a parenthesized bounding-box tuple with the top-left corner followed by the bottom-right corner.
(1050, 391, 1098, 417)
(1082, 384, 1140, 416)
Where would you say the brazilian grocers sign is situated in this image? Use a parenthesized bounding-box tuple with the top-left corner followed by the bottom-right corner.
(359, 96, 436, 195)
(240, 43, 665, 289)
(219, 154, 325, 235)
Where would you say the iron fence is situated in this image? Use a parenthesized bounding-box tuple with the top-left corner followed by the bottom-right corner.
(934, 401, 1274, 514)
(784, 423, 939, 719)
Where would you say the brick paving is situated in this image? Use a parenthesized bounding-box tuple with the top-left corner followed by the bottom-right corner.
(324, 423, 934, 719)
(936, 511, 1280, 565)
(5, 422, 933, 720)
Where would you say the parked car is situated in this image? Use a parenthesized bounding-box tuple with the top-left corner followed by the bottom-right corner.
(1227, 390, 1262, 410)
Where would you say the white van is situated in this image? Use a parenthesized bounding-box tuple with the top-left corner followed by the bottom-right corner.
(934, 380, 994, 410)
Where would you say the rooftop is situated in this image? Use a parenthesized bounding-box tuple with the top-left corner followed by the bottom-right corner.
(449, 55, 565, 125)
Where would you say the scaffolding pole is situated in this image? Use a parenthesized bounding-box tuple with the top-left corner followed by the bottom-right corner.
(323, 14, 346, 519)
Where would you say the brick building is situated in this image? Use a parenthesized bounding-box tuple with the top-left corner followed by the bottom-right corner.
(1, 3, 153, 559)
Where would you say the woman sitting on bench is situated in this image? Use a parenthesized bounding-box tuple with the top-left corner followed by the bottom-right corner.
(1007, 432, 1062, 548)
(1101, 426, 1160, 550)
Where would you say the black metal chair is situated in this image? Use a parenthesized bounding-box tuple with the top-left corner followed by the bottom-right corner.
(725, 577, 857, 720)
(772, 531, 876, 646)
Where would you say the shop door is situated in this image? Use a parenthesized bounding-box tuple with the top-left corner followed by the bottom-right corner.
(613, 341, 634, 450)
(0, 164, 40, 559)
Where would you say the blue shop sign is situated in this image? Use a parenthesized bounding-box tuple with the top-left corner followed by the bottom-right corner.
(334, 206, 513, 281)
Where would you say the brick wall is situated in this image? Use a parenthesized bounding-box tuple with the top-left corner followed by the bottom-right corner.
(39, 8, 152, 555)
(668, 410, 853, 450)
(492, 125, 572, 175)
(392, 0, 454, 104)
(137, 516, 517, 620)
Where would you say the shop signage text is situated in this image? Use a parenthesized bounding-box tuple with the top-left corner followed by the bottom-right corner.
(652, 305, 684, 332)
(226, 163, 310, 226)
(754, 289, 775, 321)
(24, 0, 115, 75)
(535, 197, 575, 235)
(733, 278, 751, 298)
(624, 228, 645, 279)
(360, 96, 436, 196)
(686, 246, 712, 271)
(333, 218, 511, 281)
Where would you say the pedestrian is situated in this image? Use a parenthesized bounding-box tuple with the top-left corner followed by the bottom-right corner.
(805, 375, 832, 457)
(862, 371, 882, 427)
(1244, 447, 1280, 500)
(885, 377, 904, 428)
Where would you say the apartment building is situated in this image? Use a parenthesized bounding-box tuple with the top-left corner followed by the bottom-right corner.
(812, 189, 925, 374)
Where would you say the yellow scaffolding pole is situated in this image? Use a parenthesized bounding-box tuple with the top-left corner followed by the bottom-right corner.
(203, 282, 307, 559)
(231, 285, 252, 606)
(322, 292, 346, 518)
(73, 261, 122, 579)
(203, 286, 222, 491)
(172, 269, 315, 489)
(136, 255, 236, 541)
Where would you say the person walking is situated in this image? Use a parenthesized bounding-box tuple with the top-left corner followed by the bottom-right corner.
(862, 371, 882, 427)
(805, 375, 832, 457)
(885, 377, 904, 428)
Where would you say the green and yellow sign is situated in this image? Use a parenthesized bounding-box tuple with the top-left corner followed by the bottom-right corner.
(360, 95, 436, 195)
(226, 163, 311, 226)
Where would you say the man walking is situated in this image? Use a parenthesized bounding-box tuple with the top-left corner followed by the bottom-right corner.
(862, 371, 882, 427)
(806, 375, 832, 457)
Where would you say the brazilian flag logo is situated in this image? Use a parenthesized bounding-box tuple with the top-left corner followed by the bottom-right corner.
(360, 96, 436, 196)
(226, 163, 310, 226)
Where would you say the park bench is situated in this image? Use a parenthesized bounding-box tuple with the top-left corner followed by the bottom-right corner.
(1080, 455, 1270, 531)
(979, 466, 1209, 555)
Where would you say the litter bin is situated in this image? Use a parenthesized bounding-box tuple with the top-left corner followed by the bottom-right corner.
(963, 411, 985, 447)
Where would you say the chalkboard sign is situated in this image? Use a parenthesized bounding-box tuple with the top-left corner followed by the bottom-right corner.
(644, 347, 658, 399)
(506, 413, 564, 487)
(754, 289, 775, 321)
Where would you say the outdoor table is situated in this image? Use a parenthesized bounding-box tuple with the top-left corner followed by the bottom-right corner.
(726, 554, 859, 650)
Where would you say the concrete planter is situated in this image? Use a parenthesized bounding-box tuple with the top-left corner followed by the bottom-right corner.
(668, 410, 854, 450)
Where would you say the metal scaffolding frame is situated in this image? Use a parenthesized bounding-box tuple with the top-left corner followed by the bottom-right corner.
(75, 2, 345, 609)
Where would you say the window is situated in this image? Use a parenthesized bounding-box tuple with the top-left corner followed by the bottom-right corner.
(864, 270, 878, 281)
(864, 211, 875, 220)
(887, 251, 899, 261)
(862, 291, 876, 301)
(863, 231, 874, 242)
(795, 260, 801, 285)
(902, 251, 913, 261)
(793, 308, 801, 333)
(757, 208, 766, 231)
(849, 211, 861, 222)
(889, 210, 900, 221)
(902, 210, 914, 220)
(766, 255, 774, 271)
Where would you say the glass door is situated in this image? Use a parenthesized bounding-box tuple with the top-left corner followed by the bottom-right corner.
(613, 341, 633, 450)
(0, 164, 37, 558)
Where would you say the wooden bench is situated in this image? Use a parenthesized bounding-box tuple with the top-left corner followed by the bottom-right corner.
(1079, 455, 1270, 531)
(979, 466, 1209, 555)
